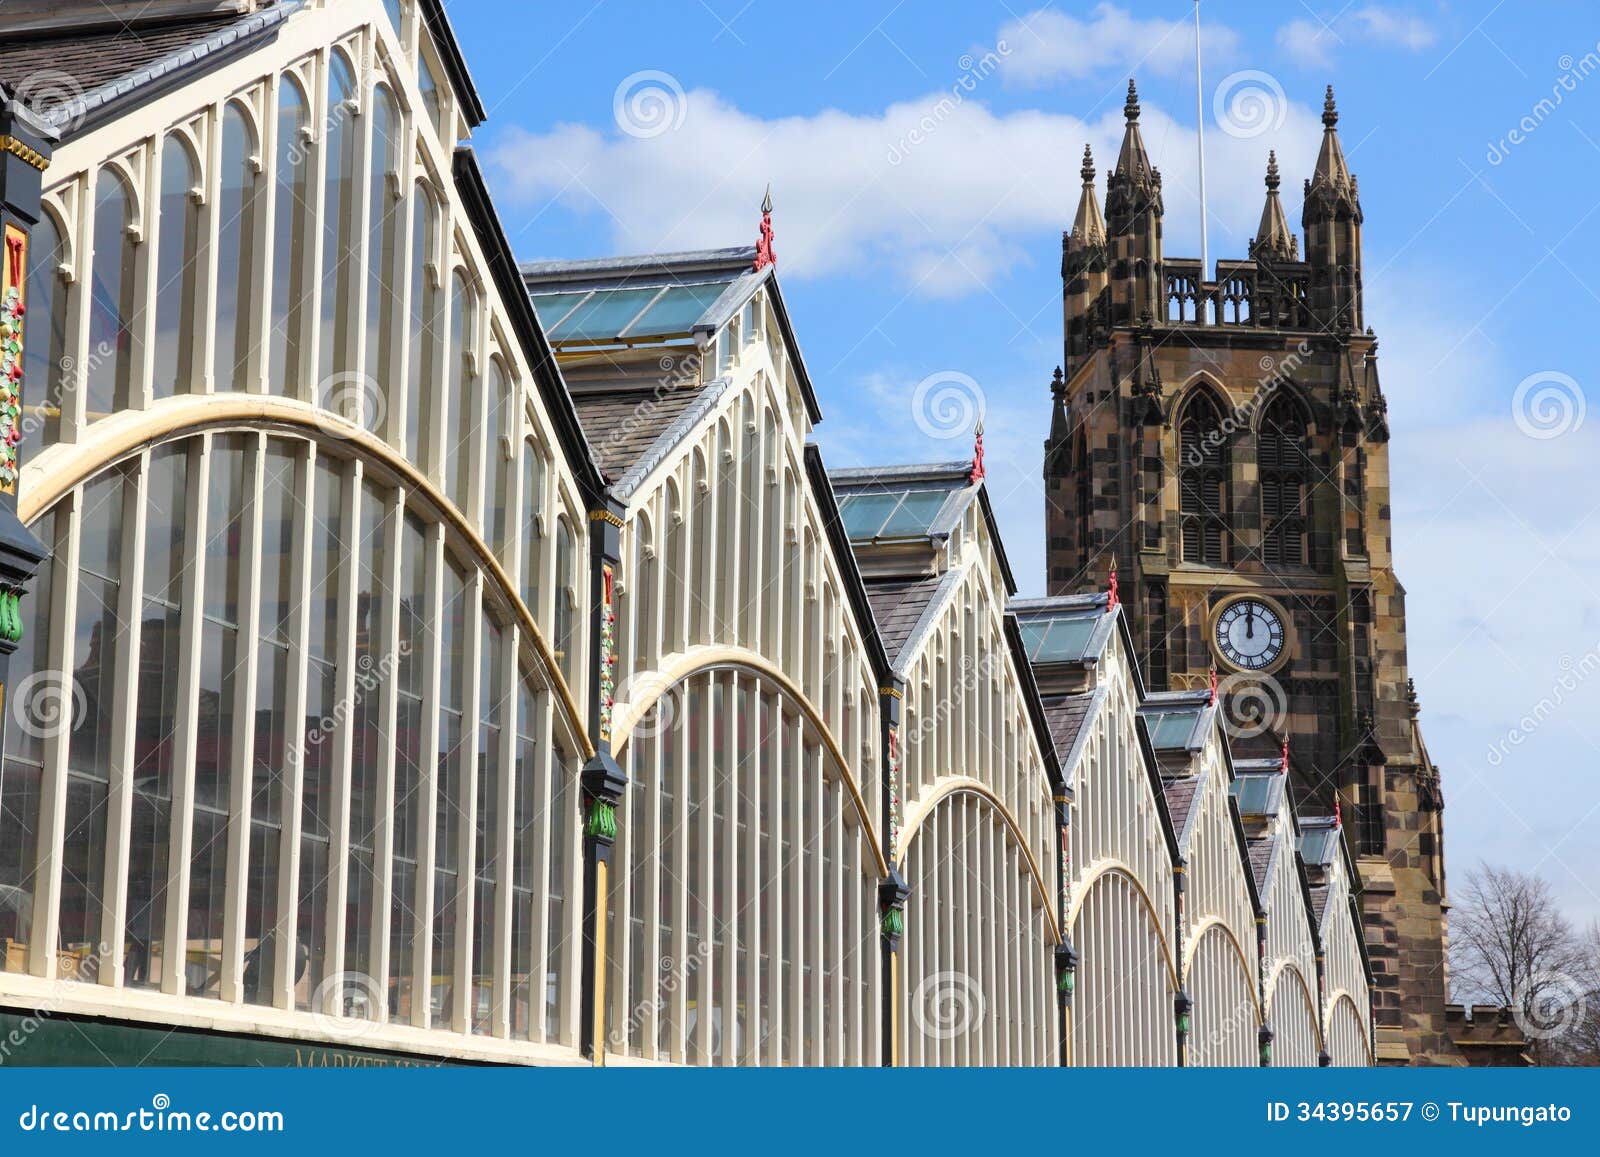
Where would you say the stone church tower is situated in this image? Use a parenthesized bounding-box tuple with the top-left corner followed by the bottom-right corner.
(1044, 82, 1459, 1065)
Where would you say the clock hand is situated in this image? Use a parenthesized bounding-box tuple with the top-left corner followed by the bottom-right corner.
(1246, 603, 1255, 639)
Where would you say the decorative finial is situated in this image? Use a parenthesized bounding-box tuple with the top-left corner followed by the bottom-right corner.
(1280, 735, 1290, 775)
(1051, 365, 1065, 397)
(1208, 666, 1219, 705)
(1322, 84, 1338, 128)
(969, 420, 986, 484)
(1333, 794, 1343, 829)
(753, 184, 776, 271)
(1106, 559, 1119, 614)
(1124, 78, 1140, 122)
(1080, 143, 1096, 185)
(1264, 150, 1280, 192)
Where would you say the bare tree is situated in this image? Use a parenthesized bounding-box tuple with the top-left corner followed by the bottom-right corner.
(1450, 864, 1596, 1064)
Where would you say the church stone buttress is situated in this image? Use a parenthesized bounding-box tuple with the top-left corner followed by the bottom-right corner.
(1045, 83, 1459, 1065)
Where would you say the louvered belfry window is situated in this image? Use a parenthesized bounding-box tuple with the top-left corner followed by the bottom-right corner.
(1258, 397, 1310, 567)
(1179, 393, 1229, 565)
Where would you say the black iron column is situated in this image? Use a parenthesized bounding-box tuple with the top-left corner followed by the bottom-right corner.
(578, 498, 627, 1064)
(0, 98, 54, 755)
(877, 677, 907, 1065)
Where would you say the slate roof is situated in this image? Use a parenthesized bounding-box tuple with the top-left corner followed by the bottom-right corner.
(569, 383, 716, 483)
(1248, 833, 1276, 893)
(0, 3, 296, 133)
(864, 575, 949, 667)
(1041, 693, 1094, 757)
(1162, 774, 1200, 838)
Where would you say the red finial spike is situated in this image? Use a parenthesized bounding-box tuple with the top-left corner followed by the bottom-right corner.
(753, 184, 776, 271)
(1208, 666, 1219, 705)
(1280, 736, 1290, 774)
(969, 420, 986, 483)
(1105, 559, 1118, 614)
(1334, 795, 1343, 829)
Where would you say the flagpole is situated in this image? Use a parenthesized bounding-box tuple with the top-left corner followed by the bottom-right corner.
(1194, 0, 1209, 281)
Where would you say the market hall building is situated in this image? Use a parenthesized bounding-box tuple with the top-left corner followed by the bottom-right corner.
(0, 0, 1383, 1067)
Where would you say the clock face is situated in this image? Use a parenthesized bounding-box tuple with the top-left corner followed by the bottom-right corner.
(1214, 599, 1286, 671)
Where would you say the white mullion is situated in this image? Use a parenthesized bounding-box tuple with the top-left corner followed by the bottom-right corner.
(99, 456, 148, 986)
(347, 41, 374, 400)
(322, 461, 362, 993)
(764, 693, 781, 1067)
(220, 435, 266, 1003)
(133, 140, 159, 409)
(719, 675, 738, 1066)
(643, 726, 664, 1061)
(451, 569, 483, 1034)
(694, 683, 714, 1064)
(251, 77, 281, 395)
(162, 438, 211, 995)
(670, 700, 689, 1063)
(526, 678, 552, 1044)
(556, 697, 582, 1049)
(28, 491, 80, 977)
(829, 778, 843, 1065)
(807, 744, 823, 1063)
(492, 617, 516, 1038)
(274, 447, 314, 1009)
(413, 523, 444, 1029)
(200, 100, 227, 393)
(741, 680, 760, 1064)
(386, 141, 414, 447)
(371, 489, 403, 1020)
(299, 51, 330, 399)
(784, 713, 801, 1063)
(62, 170, 93, 441)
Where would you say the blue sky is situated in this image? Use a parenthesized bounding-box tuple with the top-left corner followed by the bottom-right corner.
(446, 1, 1600, 933)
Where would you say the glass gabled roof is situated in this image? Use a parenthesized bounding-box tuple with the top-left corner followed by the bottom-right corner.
(1230, 772, 1285, 817)
(1141, 707, 1204, 750)
(1019, 613, 1100, 663)
(1299, 826, 1340, 867)
(838, 488, 952, 541)
(528, 278, 741, 346)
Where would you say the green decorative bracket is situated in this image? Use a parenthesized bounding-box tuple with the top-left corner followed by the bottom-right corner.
(881, 905, 904, 938)
(585, 798, 617, 842)
(0, 586, 22, 645)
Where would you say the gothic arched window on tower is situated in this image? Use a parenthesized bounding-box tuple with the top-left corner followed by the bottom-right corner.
(1178, 392, 1229, 566)
(1258, 396, 1311, 568)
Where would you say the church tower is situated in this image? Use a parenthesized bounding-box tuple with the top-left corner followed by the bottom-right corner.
(1044, 84, 1458, 1065)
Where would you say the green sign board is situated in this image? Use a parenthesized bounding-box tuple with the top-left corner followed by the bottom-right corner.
(0, 1010, 458, 1067)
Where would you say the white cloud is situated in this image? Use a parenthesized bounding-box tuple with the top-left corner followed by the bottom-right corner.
(489, 86, 1325, 299)
(1278, 6, 1437, 69)
(996, 3, 1240, 85)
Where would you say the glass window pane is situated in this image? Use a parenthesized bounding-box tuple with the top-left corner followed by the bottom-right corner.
(405, 190, 436, 464)
(547, 287, 661, 342)
(319, 54, 358, 386)
(269, 79, 309, 394)
(878, 490, 947, 538)
(622, 282, 728, 338)
(153, 138, 199, 398)
(86, 170, 135, 421)
(214, 105, 258, 391)
(365, 88, 400, 434)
